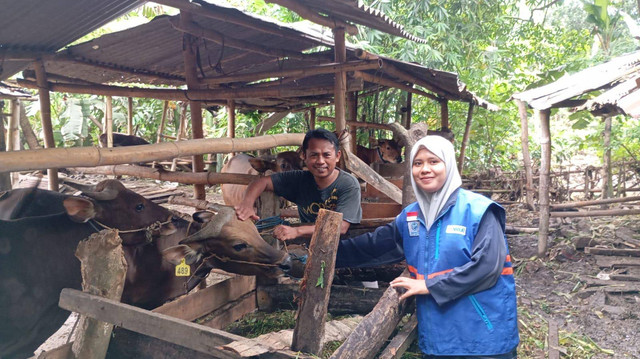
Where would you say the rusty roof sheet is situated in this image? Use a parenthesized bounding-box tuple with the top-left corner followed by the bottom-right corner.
(279, 0, 427, 44)
(577, 75, 640, 118)
(0, 0, 140, 82)
(512, 50, 640, 110)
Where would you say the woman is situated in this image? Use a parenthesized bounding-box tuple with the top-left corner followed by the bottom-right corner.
(336, 136, 519, 358)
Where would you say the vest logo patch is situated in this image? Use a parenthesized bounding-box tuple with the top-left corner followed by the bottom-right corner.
(446, 225, 466, 236)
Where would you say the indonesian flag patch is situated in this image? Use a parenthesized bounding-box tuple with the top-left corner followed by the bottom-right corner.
(406, 211, 418, 221)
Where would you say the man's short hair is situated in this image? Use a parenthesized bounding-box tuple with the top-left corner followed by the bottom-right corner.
(302, 128, 340, 154)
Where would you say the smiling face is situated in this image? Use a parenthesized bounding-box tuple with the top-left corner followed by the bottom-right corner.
(412, 148, 447, 193)
(303, 138, 341, 187)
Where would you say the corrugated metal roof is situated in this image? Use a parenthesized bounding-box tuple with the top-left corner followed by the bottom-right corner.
(512, 50, 640, 110)
(11, 1, 493, 112)
(274, 0, 427, 44)
(0, 82, 32, 99)
(0, 0, 141, 82)
(577, 75, 640, 118)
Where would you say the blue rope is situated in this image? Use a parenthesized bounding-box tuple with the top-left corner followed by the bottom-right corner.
(254, 215, 289, 231)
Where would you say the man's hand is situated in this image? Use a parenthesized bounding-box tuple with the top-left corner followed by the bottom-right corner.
(390, 276, 429, 301)
(235, 201, 260, 221)
(272, 224, 299, 241)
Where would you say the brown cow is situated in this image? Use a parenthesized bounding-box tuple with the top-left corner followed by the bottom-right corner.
(220, 152, 303, 206)
(0, 180, 291, 359)
(356, 139, 403, 165)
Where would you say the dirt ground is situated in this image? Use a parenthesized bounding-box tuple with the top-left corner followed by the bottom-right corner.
(31, 175, 640, 358)
(505, 204, 640, 358)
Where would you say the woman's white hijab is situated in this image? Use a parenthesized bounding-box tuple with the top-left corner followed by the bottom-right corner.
(409, 135, 462, 230)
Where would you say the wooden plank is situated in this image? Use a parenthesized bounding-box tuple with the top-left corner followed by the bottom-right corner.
(59, 288, 243, 359)
(343, 150, 402, 204)
(200, 292, 257, 330)
(378, 312, 418, 359)
(291, 209, 343, 355)
(154, 275, 255, 322)
(585, 247, 640, 257)
(594, 255, 640, 268)
(548, 319, 560, 359)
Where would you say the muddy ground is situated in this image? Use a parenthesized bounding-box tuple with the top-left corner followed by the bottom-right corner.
(32, 175, 640, 358)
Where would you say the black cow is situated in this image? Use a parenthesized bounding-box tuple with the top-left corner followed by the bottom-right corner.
(0, 180, 291, 359)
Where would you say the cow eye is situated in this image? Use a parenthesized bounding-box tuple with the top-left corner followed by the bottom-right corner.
(232, 243, 248, 251)
(135, 203, 145, 212)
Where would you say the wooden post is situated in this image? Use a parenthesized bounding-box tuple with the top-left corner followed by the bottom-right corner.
(9, 100, 20, 185)
(291, 209, 343, 355)
(171, 104, 188, 172)
(404, 90, 412, 129)
(333, 26, 350, 152)
(181, 11, 206, 200)
(440, 99, 449, 130)
(19, 101, 42, 149)
(516, 100, 535, 210)
(72, 229, 127, 359)
(127, 97, 134, 135)
(458, 102, 474, 174)
(34, 59, 59, 191)
(309, 107, 316, 130)
(601, 116, 613, 203)
(348, 92, 358, 153)
(105, 95, 114, 148)
(157, 100, 169, 143)
(330, 270, 412, 359)
(0, 101, 10, 190)
(538, 109, 551, 257)
(227, 99, 236, 157)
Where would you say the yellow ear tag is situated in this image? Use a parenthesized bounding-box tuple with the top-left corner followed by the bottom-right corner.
(175, 258, 190, 277)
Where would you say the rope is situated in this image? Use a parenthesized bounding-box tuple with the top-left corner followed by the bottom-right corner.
(91, 215, 174, 245)
(254, 215, 289, 231)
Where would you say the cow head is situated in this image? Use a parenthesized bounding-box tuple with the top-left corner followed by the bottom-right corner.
(377, 139, 403, 163)
(163, 203, 292, 285)
(248, 151, 304, 174)
(62, 180, 179, 245)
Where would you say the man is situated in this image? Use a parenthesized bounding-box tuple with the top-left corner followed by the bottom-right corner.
(235, 128, 362, 241)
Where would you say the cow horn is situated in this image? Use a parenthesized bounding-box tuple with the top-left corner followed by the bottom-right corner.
(180, 204, 235, 244)
(60, 179, 96, 193)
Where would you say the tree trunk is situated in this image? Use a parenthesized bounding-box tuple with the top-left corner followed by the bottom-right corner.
(19, 101, 42, 150)
(72, 229, 127, 359)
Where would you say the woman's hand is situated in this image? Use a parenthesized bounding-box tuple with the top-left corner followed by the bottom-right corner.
(273, 224, 299, 241)
(390, 277, 429, 301)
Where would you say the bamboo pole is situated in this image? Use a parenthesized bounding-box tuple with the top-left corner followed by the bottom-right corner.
(200, 60, 381, 86)
(516, 99, 535, 210)
(538, 109, 551, 257)
(127, 97, 134, 135)
(333, 26, 350, 152)
(348, 92, 358, 153)
(8, 99, 19, 151)
(34, 59, 59, 190)
(458, 102, 474, 173)
(105, 96, 113, 147)
(440, 99, 449, 130)
(0, 133, 305, 172)
(72, 165, 258, 185)
(265, 0, 358, 35)
(182, 11, 206, 200)
(157, 101, 169, 144)
(551, 195, 640, 209)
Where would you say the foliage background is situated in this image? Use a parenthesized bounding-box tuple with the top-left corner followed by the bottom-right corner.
(16, 0, 640, 174)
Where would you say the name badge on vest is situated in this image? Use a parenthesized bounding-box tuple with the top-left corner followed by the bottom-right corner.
(446, 225, 467, 236)
(407, 211, 420, 237)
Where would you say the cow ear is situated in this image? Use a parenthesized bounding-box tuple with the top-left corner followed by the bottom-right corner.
(159, 222, 177, 236)
(162, 245, 200, 265)
(63, 197, 96, 223)
(193, 211, 215, 223)
(248, 158, 276, 173)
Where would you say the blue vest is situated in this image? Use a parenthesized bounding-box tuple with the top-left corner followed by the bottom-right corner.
(396, 189, 519, 356)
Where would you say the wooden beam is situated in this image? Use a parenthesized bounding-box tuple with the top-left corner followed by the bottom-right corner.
(0, 133, 305, 172)
(17, 78, 363, 101)
(318, 116, 394, 131)
(227, 99, 236, 157)
(255, 111, 289, 135)
(538, 109, 551, 257)
(182, 12, 207, 200)
(200, 60, 381, 86)
(291, 209, 343, 355)
(265, 0, 358, 35)
(71, 165, 259, 185)
(440, 99, 449, 129)
(378, 62, 457, 100)
(333, 26, 350, 152)
(59, 289, 244, 359)
(348, 92, 358, 153)
(157, 100, 169, 143)
(34, 59, 59, 190)
(127, 97, 134, 135)
(343, 150, 402, 204)
(353, 70, 439, 100)
(171, 17, 308, 60)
